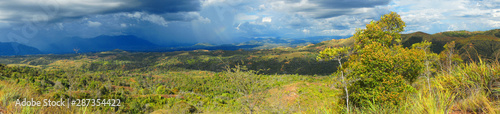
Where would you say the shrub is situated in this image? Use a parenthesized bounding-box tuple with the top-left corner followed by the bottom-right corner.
(156, 85, 173, 94)
(223, 65, 268, 113)
(1, 92, 21, 106)
(347, 42, 425, 106)
(88, 81, 100, 89)
(319, 12, 426, 107)
(172, 101, 198, 113)
(438, 41, 463, 72)
(52, 91, 69, 99)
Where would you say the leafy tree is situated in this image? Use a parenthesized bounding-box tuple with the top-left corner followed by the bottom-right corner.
(438, 41, 462, 73)
(412, 40, 440, 101)
(413, 41, 439, 85)
(347, 42, 425, 106)
(320, 12, 426, 107)
(317, 47, 351, 113)
(353, 12, 405, 48)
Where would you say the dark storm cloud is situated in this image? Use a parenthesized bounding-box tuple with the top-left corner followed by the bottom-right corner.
(277, 0, 391, 19)
(310, 0, 391, 9)
(120, 0, 200, 13)
(0, 0, 201, 24)
(309, 10, 353, 19)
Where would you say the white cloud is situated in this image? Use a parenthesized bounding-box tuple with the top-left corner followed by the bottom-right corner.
(302, 29, 310, 34)
(120, 23, 127, 27)
(175, 12, 211, 23)
(320, 28, 357, 36)
(236, 13, 259, 21)
(87, 21, 101, 27)
(119, 11, 211, 26)
(141, 14, 169, 27)
(392, 0, 500, 33)
(126, 12, 142, 18)
(120, 12, 169, 27)
(262, 17, 272, 22)
(487, 20, 500, 27)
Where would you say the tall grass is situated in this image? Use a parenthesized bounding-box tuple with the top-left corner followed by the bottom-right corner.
(343, 59, 500, 113)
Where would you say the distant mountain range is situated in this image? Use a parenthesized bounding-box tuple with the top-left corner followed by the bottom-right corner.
(6, 29, 500, 57)
(0, 35, 350, 55)
(43, 35, 159, 54)
(0, 42, 42, 56)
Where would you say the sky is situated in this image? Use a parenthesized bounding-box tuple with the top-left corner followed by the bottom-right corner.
(0, 0, 499, 49)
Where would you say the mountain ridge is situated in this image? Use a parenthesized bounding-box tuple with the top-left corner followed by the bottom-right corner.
(0, 42, 42, 56)
(2, 29, 500, 57)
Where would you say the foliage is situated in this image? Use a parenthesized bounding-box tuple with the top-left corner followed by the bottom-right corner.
(440, 30, 483, 38)
(347, 42, 425, 106)
(350, 12, 421, 106)
(438, 41, 463, 72)
(223, 65, 269, 113)
(434, 61, 499, 113)
(317, 46, 351, 113)
(353, 12, 405, 48)
(317, 47, 350, 64)
(321, 12, 426, 107)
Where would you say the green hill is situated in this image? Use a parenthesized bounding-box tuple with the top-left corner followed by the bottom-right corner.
(307, 29, 500, 62)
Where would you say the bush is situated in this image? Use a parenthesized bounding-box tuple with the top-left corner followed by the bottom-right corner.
(319, 12, 427, 107)
(223, 65, 268, 113)
(172, 101, 198, 113)
(348, 42, 425, 106)
(155, 85, 173, 94)
(89, 81, 100, 89)
(1, 92, 21, 106)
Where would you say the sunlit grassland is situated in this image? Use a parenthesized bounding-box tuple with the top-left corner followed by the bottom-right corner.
(2, 58, 498, 113)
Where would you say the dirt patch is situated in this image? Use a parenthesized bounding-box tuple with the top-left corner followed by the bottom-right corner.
(266, 82, 303, 105)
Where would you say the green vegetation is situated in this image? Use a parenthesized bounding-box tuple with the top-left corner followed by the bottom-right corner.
(319, 12, 426, 108)
(1, 12, 500, 113)
(316, 12, 500, 113)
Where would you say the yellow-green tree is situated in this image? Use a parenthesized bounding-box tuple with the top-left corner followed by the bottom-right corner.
(319, 12, 426, 107)
(354, 12, 405, 48)
(317, 47, 351, 113)
(438, 41, 462, 73)
(412, 40, 438, 91)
